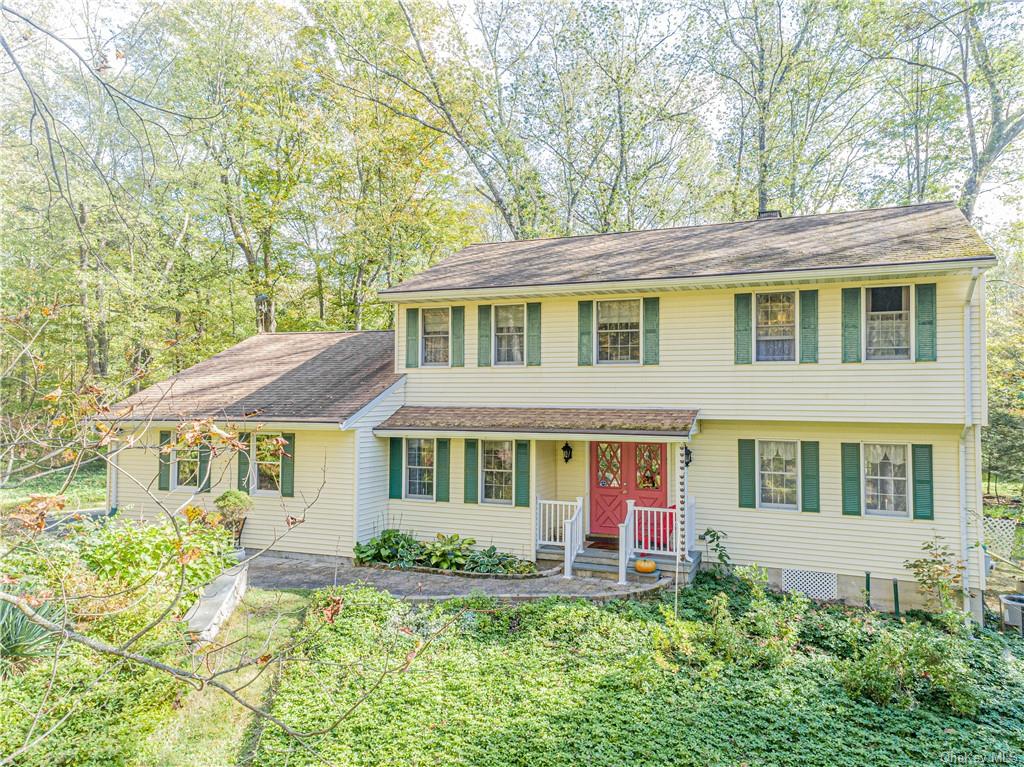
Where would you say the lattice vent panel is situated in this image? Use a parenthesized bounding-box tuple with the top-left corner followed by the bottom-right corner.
(984, 516, 1020, 560)
(782, 569, 839, 601)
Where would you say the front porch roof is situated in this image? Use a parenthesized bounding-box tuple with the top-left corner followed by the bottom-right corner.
(373, 406, 699, 440)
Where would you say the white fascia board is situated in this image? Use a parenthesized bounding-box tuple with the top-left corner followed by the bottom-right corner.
(372, 428, 693, 443)
(111, 419, 343, 432)
(378, 257, 997, 304)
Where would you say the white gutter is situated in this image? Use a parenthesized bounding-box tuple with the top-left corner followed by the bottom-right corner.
(959, 268, 981, 615)
(372, 428, 694, 443)
(378, 258, 996, 303)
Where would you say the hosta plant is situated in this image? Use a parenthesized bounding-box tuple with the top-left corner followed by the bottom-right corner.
(422, 533, 475, 571)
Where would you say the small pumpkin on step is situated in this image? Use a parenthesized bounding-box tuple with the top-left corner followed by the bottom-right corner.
(634, 558, 657, 574)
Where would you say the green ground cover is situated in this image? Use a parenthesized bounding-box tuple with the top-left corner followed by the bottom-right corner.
(252, 575, 1024, 767)
(0, 462, 107, 514)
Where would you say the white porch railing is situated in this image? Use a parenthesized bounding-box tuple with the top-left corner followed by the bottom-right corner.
(562, 498, 585, 579)
(632, 504, 677, 556)
(618, 501, 637, 585)
(536, 498, 581, 546)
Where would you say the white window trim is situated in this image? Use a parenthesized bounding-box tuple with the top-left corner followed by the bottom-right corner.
(753, 290, 799, 364)
(861, 441, 912, 519)
(594, 298, 643, 366)
(250, 433, 283, 498)
(492, 302, 527, 367)
(420, 307, 452, 368)
(862, 285, 915, 364)
(170, 448, 200, 493)
(479, 439, 515, 506)
(404, 437, 437, 502)
(755, 438, 800, 512)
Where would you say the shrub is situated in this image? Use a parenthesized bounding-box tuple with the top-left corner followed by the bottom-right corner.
(904, 537, 964, 613)
(213, 489, 253, 543)
(837, 623, 982, 715)
(464, 545, 536, 574)
(353, 529, 425, 568)
(0, 590, 64, 679)
(422, 533, 475, 570)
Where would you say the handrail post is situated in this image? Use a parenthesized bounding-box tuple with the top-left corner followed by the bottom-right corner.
(563, 517, 573, 579)
(618, 500, 635, 585)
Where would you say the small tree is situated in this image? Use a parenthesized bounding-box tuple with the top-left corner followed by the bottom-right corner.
(213, 490, 254, 547)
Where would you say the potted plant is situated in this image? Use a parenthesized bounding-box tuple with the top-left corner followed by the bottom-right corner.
(213, 490, 253, 557)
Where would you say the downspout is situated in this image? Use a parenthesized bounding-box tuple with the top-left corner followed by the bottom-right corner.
(959, 268, 980, 614)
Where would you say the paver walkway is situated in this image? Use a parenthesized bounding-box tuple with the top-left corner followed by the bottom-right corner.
(247, 555, 665, 602)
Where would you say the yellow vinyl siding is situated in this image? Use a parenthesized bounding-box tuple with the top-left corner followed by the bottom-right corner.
(113, 427, 356, 558)
(688, 420, 980, 584)
(395, 274, 983, 424)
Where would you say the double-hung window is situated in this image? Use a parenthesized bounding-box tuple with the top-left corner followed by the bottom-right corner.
(173, 447, 200, 491)
(757, 440, 798, 509)
(596, 299, 641, 363)
(865, 286, 911, 360)
(253, 433, 282, 495)
(405, 438, 435, 499)
(864, 443, 909, 517)
(755, 292, 796, 361)
(481, 440, 513, 504)
(421, 308, 450, 366)
(494, 304, 525, 365)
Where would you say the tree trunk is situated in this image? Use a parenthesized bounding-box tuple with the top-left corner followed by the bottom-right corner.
(77, 204, 98, 377)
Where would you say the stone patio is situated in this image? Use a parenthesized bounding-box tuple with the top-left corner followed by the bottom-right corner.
(247, 554, 668, 602)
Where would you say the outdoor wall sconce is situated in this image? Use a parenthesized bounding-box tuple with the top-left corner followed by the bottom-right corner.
(561, 441, 573, 463)
(683, 445, 693, 467)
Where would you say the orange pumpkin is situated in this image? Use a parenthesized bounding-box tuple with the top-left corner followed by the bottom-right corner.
(634, 558, 657, 574)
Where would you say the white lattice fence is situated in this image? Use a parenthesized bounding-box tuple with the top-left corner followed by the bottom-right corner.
(782, 569, 839, 601)
(984, 516, 1020, 560)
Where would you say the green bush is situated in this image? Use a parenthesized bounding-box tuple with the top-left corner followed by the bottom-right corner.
(421, 533, 475, 570)
(464, 545, 536, 574)
(0, 589, 64, 679)
(353, 529, 425, 568)
(213, 489, 253, 543)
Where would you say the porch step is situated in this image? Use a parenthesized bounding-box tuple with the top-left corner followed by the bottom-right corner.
(536, 547, 702, 584)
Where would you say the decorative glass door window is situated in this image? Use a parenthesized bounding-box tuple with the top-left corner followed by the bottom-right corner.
(421, 308, 450, 366)
(755, 292, 796, 361)
(405, 438, 435, 499)
(866, 286, 910, 360)
(596, 442, 622, 487)
(494, 305, 525, 365)
(864, 443, 908, 516)
(253, 434, 282, 494)
(635, 444, 662, 489)
(481, 440, 514, 503)
(758, 440, 798, 509)
(596, 299, 641, 363)
(174, 448, 200, 490)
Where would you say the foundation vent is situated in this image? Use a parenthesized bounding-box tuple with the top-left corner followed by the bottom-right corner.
(782, 569, 838, 601)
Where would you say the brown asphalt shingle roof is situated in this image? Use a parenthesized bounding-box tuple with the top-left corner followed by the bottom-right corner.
(376, 406, 699, 437)
(110, 331, 400, 424)
(383, 201, 993, 294)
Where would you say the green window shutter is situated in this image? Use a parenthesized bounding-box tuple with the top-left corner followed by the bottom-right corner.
(388, 438, 403, 499)
(158, 430, 171, 491)
(405, 308, 419, 368)
(734, 294, 752, 364)
(436, 438, 450, 502)
(578, 301, 593, 366)
(915, 283, 937, 362)
(737, 439, 755, 508)
(912, 444, 934, 520)
(800, 441, 820, 512)
(237, 432, 251, 494)
(280, 433, 295, 497)
(477, 305, 492, 367)
(514, 440, 530, 507)
(799, 290, 818, 363)
(451, 306, 465, 367)
(841, 443, 861, 515)
(526, 302, 542, 366)
(643, 297, 660, 365)
(841, 288, 861, 363)
(464, 439, 479, 504)
(198, 443, 212, 493)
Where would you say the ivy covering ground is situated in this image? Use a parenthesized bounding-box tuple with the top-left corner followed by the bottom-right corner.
(254, 574, 1024, 767)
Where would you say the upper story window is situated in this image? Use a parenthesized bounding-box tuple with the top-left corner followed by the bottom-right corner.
(597, 299, 641, 364)
(864, 443, 908, 517)
(406, 438, 435, 499)
(421, 308, 450, 366)
(865, 286, 910, 360)
(253, 433, 282, 495)
(758, 440, 798, 510)
(173, 448, 200, 491)
(756, 292, 796, 361)
(494, 304, 525, 365)
(481, 439, 514, 504)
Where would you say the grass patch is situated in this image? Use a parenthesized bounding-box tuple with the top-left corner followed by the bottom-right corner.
(0, 462, 107, 513)
(251, 575, 1024, 767)
(132, 588, 311, 767)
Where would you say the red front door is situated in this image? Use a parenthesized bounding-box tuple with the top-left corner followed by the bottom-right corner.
(589, 442, 668, 536)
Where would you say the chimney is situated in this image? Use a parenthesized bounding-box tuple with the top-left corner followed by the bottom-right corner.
(757, 209, 782, 220)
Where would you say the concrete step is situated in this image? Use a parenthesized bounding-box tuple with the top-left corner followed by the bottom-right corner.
(537, 548, 703, 584)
